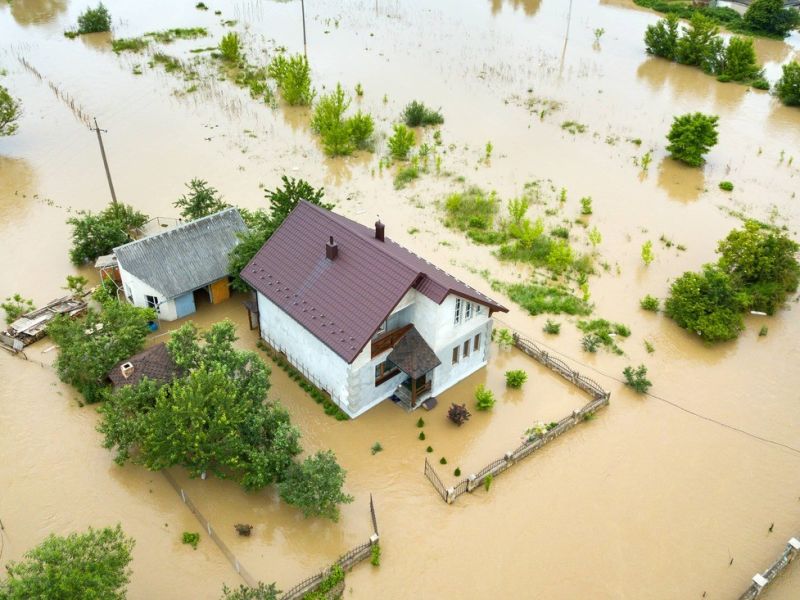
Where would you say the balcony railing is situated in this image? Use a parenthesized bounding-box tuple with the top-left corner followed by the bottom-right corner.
(371, 323, 413, 358)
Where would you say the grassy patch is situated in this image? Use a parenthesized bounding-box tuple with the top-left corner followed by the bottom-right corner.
(498, 282, 592, 316)
(144, 27, 208, 43)
(577, 319, 631, 355)
(112, 37, 149, 53)
(394, 163, 420, 189)
(561, 120, 587, 134)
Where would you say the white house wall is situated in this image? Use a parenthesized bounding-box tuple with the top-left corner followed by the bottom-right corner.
(118, 266, 178, 321)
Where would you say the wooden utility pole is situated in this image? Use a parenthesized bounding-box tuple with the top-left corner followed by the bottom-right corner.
(91, 117, 118, 205)
(301, 0, 307, 58)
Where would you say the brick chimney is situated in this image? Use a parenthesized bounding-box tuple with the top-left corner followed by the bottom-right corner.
(375, 220, 385, 242)
(325, 236, 338, 260)
(120, 362, 134, 379)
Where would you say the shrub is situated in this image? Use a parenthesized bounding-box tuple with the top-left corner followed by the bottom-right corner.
(645, 14, 680, 60)
(439, 457, 447, 465)
(505, 369, 528, 389)
(775, 61, 800, 106)
(582, 334, 600, 353)
(623, 365, 652, 394)
(759, 325, 768, 337)
(502, 283, 591, 317)
(416, 417, 425, 427)
(743, 0, 800, 37)
(77, 3, 111, 34)
(580, 197, 593, 215)
(543, 319, 561, 334)
(370, 442, 383, 455)
(387, 124, 415, 160)
(483, 474, 493, 491)
(454, 467, 461, 477)
(267, 53, 314, 105)
(370, 543, 381, 567)
(719, 181, 734, 191)
(720, 36, 762, 82)
(278, 450, 354, 521)
(311, 83, 374, 156)
(578, 319, 630, 354)
(426, 445, 433, 453)
(676, 14, 721, 69)
(418, 431, 425, 440)
(219, 32, 240, 62)
(640, 295, 660, 311)
(347, 111, 375, 150)
(402, 100, 444, 127)
(751, 78, 770, 90)
(447, 403, 471, 426)
(474, 384, 495, 411)
(394, 163, 419, 189)
(666, 112, 719, 167)
(444, 187, 499, 233)
(2, 294, 35, 325)
(182, 532, 200, 550)
(494, 328, 514, 347)
(561, 120, 587, 134)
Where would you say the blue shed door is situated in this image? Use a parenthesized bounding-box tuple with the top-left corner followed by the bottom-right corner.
(174, 292, 196, 318)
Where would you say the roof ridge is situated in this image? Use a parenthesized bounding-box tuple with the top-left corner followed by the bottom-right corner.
(115, 207, 242, 252)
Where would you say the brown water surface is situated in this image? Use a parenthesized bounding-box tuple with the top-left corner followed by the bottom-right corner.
(2, 0, 800, 598)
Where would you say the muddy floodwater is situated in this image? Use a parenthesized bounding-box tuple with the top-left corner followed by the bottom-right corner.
(2, 0, 800, 598)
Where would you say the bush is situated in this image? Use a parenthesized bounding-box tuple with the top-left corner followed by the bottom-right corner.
(666, 112, 719, 167)
(454, 467, 461, 476)
(182, 532, 200, 550)
(370, 442, 383, 455)
(743, 0, 800, 37)
(775, 61, 800, 106)
(502, 283, 591, 316)
(418, 431, 425, 440)
(719, 181, 734, 191)
(77, 3, 111, 34)
(505, 369, 528, 389)
(543, 319, 561, 334)
(447, 403, 471, 426)
(111, 37, 148, 53)
(640, 295, 660, 311)
(751, 78, 770, 90)
(267, 53, 314, 105)
(439, 457, 447, 465)
(2, 293, 35, 325)
(494, 328, 514, 347)
(311, 83, 374, 156)
(577, 319, 630, 354)
(676, 14, 721, 68)
(348, 111, 375, 150)
(402, 100, 444, 127)
(444, 187, 499, 232)
(278, 450, 354, 521)
(580, 197, 593, 215)
(393, 163, 419, 189)
(426, 445, 433, 453)
(623, 365, 652, 394)
(370, 543, 381, 567)
(387, 123, 415, 160)
(720, 36, 762, 82)
(483, 474, 493, 491)
(416, 417, 424, 427)
(219, 32, 240, 62)
(474, 384, 495, 411)
(0, 85, 22, 137)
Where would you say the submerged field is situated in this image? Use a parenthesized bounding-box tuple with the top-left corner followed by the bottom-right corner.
(1, 0, 800, 598)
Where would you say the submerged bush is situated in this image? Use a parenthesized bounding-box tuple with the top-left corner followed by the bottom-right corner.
(775, 61, 800, 106)
(444, 187, 499, 233)
(447, 403, 471, 426)
(77, 3, 111, 34)
(543, 319, 561, 334)
(719, 180, 734, 191)
(387, 123, 415, 160)
(219, 32, 240, 62)
(640, 295, 660, 311)
(402, 100, 444, 127)
(267, 53, 314, 105)
(645, 13, 680, 60)
(666, 112, 719, 167)
(623, 364, 652, 394)
(2, 294, 35, 325)
(577, 319, 631, 355)
(311, 83, 374, 156)
(505, 370, 528, 389)
(502, 283, 591, 316)
(474, 384, 496, 411)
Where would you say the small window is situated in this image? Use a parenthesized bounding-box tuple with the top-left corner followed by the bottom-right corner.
(452, 346, 460, 365)
(475, 304, 483, 315)
(454, 298, 462, 325)
(145, 295, 159, 313)
(465, 302, 473, 320)
(463, 339, 470, 358)
(374, 359, 399, 385)
(473, 333, 481, 351)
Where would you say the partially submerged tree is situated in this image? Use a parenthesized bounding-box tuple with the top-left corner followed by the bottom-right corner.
(645, 14, 680, 60)
(76, 3, 112, 34)
(267, 53, 314, 106)
(0, 524, 134, 600)
(743, 0, 800, 37)
(1, 293, 35, 325)
(310, 83, 375, 156)
(173, 178, 228, 221)
(278, 449, 354, 521)
(0, 85, 22, 136)
(666, 112, 719, 167)
(67, 202, 148, 265)
(775, 60, 800, 106)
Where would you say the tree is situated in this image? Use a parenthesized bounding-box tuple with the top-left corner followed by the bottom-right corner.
(173, 179, 228, 221)
(67, 202, 148, 264)
(76, 3, 111, 33)
(644, 14, 680, 60)
(743, 0, 800, 37)
(775, 60, 800, 106)
(1, 293, 35, 325)
(0, 85, 21, 137)
(267, 53, 314, 106)
(221, 582, 280, 600)
(676, 13, 721, 69)
(98, 320, 303, 490)
(278, 450, 354, 521)
(720, 36, 762, 82)
(666, 112, 719, 167)
(387, 124, 416, 160)
(229, 176, 331, 292)
(716, 220, 800, 314)
(664, 265, 744, 342)
(219, 32, 240, 62)
(0, 525, 133, 600)
(48, 286, 154, 402)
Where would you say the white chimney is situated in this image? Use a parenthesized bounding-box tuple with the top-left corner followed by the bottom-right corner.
(120, 362, 134, 379)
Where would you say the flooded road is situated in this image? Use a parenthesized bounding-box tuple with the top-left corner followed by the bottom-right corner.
(1, 0, 800, 598)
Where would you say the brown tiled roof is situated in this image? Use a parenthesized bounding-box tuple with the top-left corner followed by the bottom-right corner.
(242, 201, 507, 364)
(107, 343, 181, 389)
(387, 327, 442, 379)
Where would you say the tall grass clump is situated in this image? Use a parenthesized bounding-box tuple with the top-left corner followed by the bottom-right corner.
(402, 100, 444, 127)
(311, 83, 374, 156)
(267, 53, 314, 105)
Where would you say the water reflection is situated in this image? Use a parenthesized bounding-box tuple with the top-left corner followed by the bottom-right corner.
(4, 0, 68, 26)
(489, 0, 541, 17)
(0, 157, 36, 227)
(656, 157, 705, 202)
(79, 30, 113, 53)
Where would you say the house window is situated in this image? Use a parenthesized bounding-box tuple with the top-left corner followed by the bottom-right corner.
(145, 295, 159, 313)
(454, 298, 462, 325)
(465, 302, 473, 321)
(452, 346, 460, 365)
(463, 339, 470, 358)
(474, 333, 481, 351)
(374, 359, 399, 385)
(475, 304, 483, 315)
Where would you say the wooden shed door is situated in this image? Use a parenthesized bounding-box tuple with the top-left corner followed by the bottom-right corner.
(209, 278, 230, 304)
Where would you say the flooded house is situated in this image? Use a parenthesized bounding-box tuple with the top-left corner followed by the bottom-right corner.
(242, 201, 507, 418)
(114, 208, 247, 321)
(107, 342, 182, 390)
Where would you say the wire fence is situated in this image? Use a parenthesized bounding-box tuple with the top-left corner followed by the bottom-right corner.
(423, 326, 611, 505)
(161, 470, 258, 588)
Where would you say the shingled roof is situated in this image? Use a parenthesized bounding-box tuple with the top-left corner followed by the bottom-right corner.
(242, 201, 506, 363)
(114, 208, 247, 298)
(387, 327, 442, 379)
(107, 343, 181, 389)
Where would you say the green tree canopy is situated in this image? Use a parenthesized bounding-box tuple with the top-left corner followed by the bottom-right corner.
(719, 36, 762, 82)
(48, 286, 155, 402)
(666, 112, 719, 167)
(716, 220, 800, 314)
(775, 60, 800, 106)
(645, 14, 680, 60)
(743, 0, 800, 37)
(664, 264, 745, 342)
(67, 202, 149, 265)
(0, 525, 134, 600)
(173, 179, 229, 221)
(221, 582, 280, 600)
(76, 2, 111, 33)
(278, 450, 354, 521)
(675, 13, 721, 68)
(0, 85, 22, 137)
(229, 176, 331, 291)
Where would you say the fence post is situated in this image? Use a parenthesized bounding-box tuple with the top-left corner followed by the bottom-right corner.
(446, 487, 455, 504)
(504, 451, 513, 467)
(467, 474, 477, 492)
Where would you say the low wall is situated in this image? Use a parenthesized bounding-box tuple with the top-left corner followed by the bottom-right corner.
(738, 537, 800, 600)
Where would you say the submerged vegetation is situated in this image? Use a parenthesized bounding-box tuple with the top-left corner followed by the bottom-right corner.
(311, 83, 375, 156)
(267, 53, 314, 106)
(577, 319, 631, 355)
(666, 112, 719, 167)
(775, 61, 800, 106)
(0, 85, 21, 136)
(174, 178, 229, 220)
(623, 364, 652, 394)
(1, 294, 36, 325)
(67, 202, 148, 265)
(65, 3, 111, 37)
(402, 100, 444, 127)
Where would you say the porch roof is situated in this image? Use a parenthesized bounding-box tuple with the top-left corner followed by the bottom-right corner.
(387, 327, 441, 379)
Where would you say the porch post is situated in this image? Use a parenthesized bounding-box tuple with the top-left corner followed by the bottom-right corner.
(411, 377, 417, 407)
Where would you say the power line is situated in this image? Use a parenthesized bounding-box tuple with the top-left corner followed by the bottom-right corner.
(494, 318, 800, 456)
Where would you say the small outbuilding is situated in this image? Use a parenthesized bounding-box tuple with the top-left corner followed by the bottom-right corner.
(114, 208, 247, 321)
(107, 343, 182, 390)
